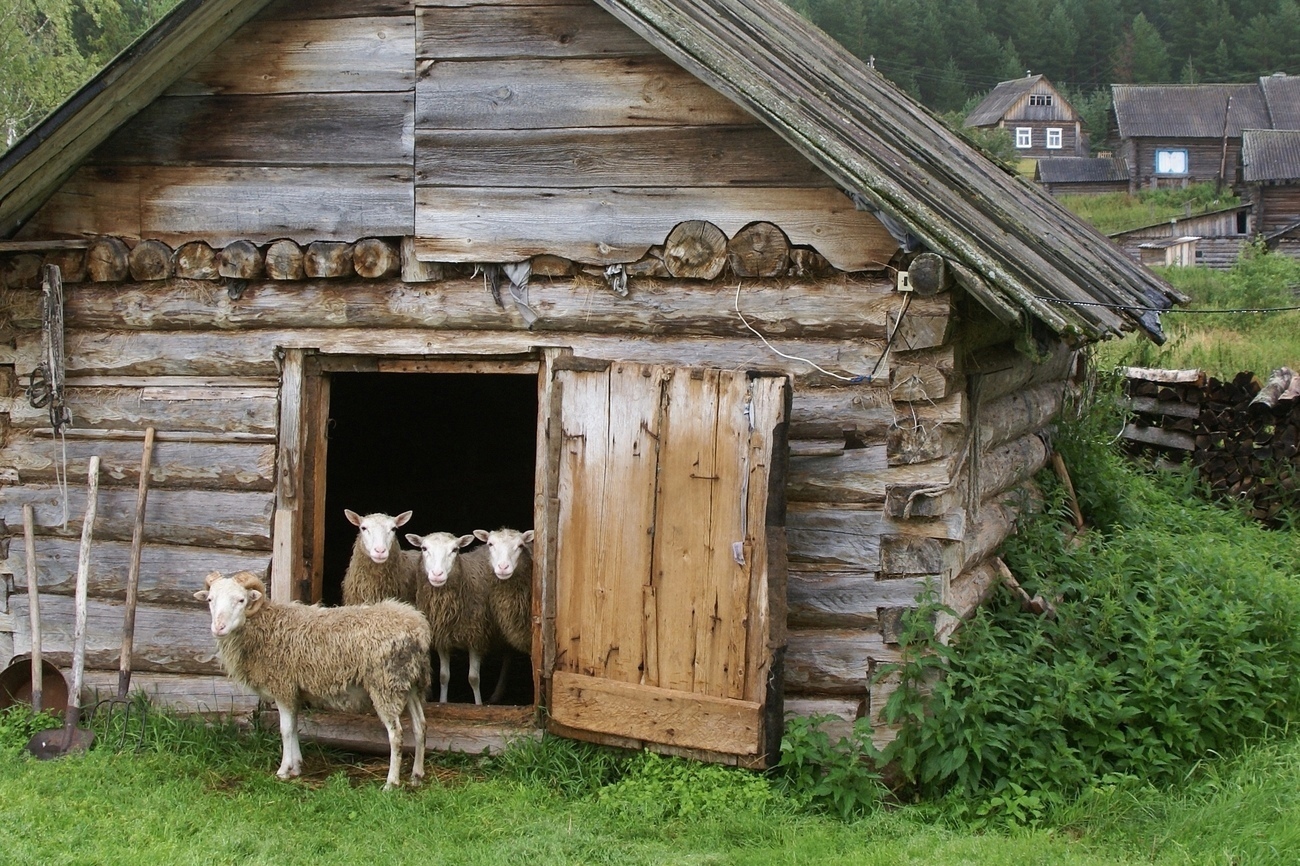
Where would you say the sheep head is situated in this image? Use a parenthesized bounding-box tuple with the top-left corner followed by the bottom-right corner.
(474, 528, 534, 580)
(346, 509, 413, 564)
(405, 531, 474, 587)
(194, 570, 266, 637)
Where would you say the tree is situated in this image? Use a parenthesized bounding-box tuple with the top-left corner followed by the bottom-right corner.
(1113, 12, 1171, 83)
(0, 1, 92, 148)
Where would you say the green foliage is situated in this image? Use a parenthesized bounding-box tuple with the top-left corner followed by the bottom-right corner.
(485, 734, 629, 797)
(1058, 182, 1238, 235)
(0, 706, 61, 752)
(883, 391, 1300, 818)
(775, 714, 887, 820)
(596, 751, 778, 822)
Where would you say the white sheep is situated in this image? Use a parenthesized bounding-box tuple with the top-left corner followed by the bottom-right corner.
(475, 528, 534, 704)
(194, 570, 430, 790)
(405, 532, 500, 706)
(341, 509, 421, 605)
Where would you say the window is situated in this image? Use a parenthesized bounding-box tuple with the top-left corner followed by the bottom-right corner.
(1029, 93, 1053, 106)
(1046, 128, 1063, 149)
(1015, 127, 1032, 148)
(1155, 148, 1189, 175)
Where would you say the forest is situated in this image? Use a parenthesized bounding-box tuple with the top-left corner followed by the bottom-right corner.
(3, 0, 1300, 150)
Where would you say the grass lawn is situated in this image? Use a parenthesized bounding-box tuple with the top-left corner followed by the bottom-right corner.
(1, 706, 1299, 865)
(1058, 184, 1239, 235)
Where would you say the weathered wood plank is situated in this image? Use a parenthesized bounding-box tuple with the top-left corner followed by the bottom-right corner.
(8, 595, 221, 676)
(786, 502, 966, 569)
(786, 571, 932, 629)
(0, 485, 273, 550)
(0, 432, 275, 491)
(263, 0, 414, 20)
(417, 4, 655, 58)
(977, 380, 1070, 452)
(1, 329, 947, 386)
(16, 275, 940, 344)
(284, 708, 541, 757)
(1120, 423, 1195, 452)
(789, 386, 964, 441)
(0, 389, 278, 435)
(549, 670, 760, 755)
(415, 126, 831, 188)
(414, 186, 898, 271)
(23, 165, 414, 247)
(83, 671, 260, 716)
(784, 628, 901, 695)
(416, 57, 753, 129)
(7, 539, 269, 605)
(787, 447, 951, 504)
(94, 93, 414, 166)
(969, 341, 1078, 405)
(170, 17, 415, 96)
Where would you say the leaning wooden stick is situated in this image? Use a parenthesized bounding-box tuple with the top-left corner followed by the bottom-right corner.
(22, 504, 42, 714)
(118, 427, 155, 700)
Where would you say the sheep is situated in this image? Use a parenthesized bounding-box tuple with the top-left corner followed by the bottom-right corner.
(405, 531, 500, 706)
(475, 528, 534, 704)
(341, 509, 421, 605)
(194, 570, 431, 790)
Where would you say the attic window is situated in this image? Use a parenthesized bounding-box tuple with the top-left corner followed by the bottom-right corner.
(1015, 127, 1033, 148)
(1029, 94, 1053, 106)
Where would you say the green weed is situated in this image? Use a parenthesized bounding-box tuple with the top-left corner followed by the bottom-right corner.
(776, 714, 886, 820)
(1060, 183, 1238, 235)
(0, 705, 61, 752)
(484, 733, 629, 797)
(596, 750, 779, 822)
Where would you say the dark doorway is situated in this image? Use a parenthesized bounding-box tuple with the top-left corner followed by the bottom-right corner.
(322, 371, 537, 704)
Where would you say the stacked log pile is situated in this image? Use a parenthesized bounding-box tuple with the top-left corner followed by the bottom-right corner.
(1122, 366, 1300, 526)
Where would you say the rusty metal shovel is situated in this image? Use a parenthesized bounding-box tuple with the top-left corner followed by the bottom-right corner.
(28, 456, 100, 759)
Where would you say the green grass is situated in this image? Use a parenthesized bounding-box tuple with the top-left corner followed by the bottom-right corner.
(3, 701, 1300, 865)
(1059, 183, 1239, 235)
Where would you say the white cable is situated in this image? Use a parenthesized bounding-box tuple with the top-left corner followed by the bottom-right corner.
(733, 282, 867, 383)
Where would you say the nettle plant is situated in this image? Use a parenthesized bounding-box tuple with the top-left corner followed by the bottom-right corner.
(875, 405, 1300, 824)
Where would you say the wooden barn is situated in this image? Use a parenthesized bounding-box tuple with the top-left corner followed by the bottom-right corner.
(1242, 129, 1300, 259)
(964, 75, 1088, 160)
(1035, 157, 1130, 196)
(0, 0, 1181, 766)
(1110, 204, 1254, 270)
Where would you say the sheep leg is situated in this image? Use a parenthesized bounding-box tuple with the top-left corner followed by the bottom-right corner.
(377, 704, 403, 791)
(468, 649, 483, 705)
(407, 690, 426, 786)
(489, 653, 511, 704)
(275, 700, 302, 780)
(438, 648, 451, 703)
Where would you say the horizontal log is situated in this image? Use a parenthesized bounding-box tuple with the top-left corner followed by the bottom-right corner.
(170, 16, 415, 95)
(414, 187, 898, 272)
(94, 93, 414, 167)
(8, 538, 270, 605)
(887, 420, 965, 466)
(23, 165, 414, 249)
(788, 386, 964, 440)
(787, 571, 933, 629)
(787, 502, 966, 570)
(0, 485, 273, 550)
(936, 558, 1002, 641)
(788, 439, 845, 458)
(977, 433, 1050, 503)
(82, 671, 260, 716)
(1121, 423, 1195, 451)
(416, 4, 655, 59)
(1127, 395, 1201, 419)
(977, 380, 1070, 452)
(782, 697, 864, 739)
(1, 329, 952, 387)
(1, 432, 275, 491)
(8, 275, 945, 345)
(784, 628, 901, 695)
(0, 388, 278, 435)
(276, 707, 541, 757)
(1118, 366, 1205, 386)
(416, 57, 751, 130)
(787, 447, 951, 504)
(415, 126, 831, 189)
(8, 594, 221, 676)
(959, 495, 1021, 575)
(890, 361, 953, 402)
(969, 341, 1078, 405)
(879, 535, 960, 577)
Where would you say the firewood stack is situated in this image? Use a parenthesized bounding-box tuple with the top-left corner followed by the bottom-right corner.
(1193, 368, 1300, 526)
(1122, 366, 1300, 526)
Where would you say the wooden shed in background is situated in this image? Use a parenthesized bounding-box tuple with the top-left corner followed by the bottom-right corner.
(0, 0, 1181, 765)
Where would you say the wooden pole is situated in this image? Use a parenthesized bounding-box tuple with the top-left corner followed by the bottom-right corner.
(22, 504, 42, 714)
(69, 456, 99, 744)
(118, 428, 155, 699)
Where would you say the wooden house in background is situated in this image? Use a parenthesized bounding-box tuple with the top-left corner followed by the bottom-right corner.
(1109, 203, 1254, 270)
(1242, 129, 1300, 259)
(0, 0, 1180, 764)
(965, 75, 1087, 160)
(1035, 157, 1130, 195)
(1112, 76, 1300, 192)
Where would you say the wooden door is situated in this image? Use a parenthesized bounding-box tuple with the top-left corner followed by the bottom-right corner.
(544, 358, 789, 766)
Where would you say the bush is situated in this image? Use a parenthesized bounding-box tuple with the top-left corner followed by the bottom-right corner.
(776, 714, 887, 820)
(882, 392, 1300, 817)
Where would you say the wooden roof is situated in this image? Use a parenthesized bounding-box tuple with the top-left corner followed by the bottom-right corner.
(1243, 130, 1300, 182)
(1260, 73, 1300, 131)
(964, 74, 1052, 127)
(1112, 83, 1272, 139)
(1035, 157, 1129, 185)
(1, 0, 1183, 342)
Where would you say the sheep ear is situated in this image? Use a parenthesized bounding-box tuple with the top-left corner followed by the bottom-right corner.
(473, 529, 489, 543)
(193, 590, 210, 602)
(395, 510, 413, 527)
(204, 571, 223, 588)
(457, 534, 476, 549)
(522, 530, 535, 544)
(246, 588, 264, 614)
(405, 533, 423, 548)
(345, 509, 363, 527)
